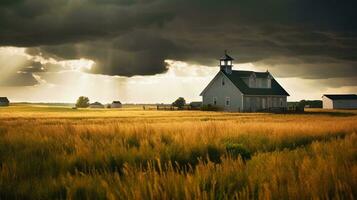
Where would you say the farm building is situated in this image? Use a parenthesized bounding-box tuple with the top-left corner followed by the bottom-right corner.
(189, 101, 202, 109)
(200, 52, 289, 112)
(0, 97, 9, 106)
(111, 101, 122, 108)
(322, 94, 357, 109)
(89, 102, 104, 108)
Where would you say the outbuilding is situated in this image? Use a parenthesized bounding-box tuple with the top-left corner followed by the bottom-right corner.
(89, 102, 105, 108)
(189, 101, 202, 109)
(0, 97, 9, 106)
(322, 94, 357, 109)
(111, 101, 122, 108)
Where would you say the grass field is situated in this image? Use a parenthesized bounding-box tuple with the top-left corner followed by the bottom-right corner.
(0, 105, 356, 199)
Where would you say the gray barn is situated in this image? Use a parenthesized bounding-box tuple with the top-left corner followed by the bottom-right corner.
(0, 97, 9, 106)
(200, 52, 289, 112)
(322, 94, 357, 109)
(111, 101, 122, 108)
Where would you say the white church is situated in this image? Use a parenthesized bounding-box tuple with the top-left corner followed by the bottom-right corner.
(200, 52, 289, 112)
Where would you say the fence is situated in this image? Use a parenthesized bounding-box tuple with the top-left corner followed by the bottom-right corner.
(156, 105, 201, 111)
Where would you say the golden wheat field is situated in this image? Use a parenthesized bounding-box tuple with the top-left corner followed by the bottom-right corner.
(0, 105, 356, 200)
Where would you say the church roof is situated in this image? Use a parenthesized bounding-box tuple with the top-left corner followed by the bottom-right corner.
(223, 70, 290, 96)
(323, 94, 357, 100)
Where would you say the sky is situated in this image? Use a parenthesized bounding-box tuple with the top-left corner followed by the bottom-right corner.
(0, 0, 357, 103)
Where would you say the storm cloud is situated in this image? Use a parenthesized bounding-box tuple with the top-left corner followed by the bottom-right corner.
(1, 0, 357, 83)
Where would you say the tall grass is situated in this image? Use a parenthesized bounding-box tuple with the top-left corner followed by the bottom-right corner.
(0, 106, 356, 199)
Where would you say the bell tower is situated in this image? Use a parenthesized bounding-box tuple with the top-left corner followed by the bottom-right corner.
(219, 50, 234, 74)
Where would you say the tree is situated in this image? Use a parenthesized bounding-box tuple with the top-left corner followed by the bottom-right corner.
(172, 97, 186, 109)
(76, 96, 90, 108)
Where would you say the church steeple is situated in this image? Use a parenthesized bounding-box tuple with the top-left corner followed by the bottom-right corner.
(220, 50, 234, 74)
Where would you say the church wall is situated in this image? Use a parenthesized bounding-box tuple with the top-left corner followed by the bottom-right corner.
(243, 95, 287, 112)
(202, 72, 243, 111)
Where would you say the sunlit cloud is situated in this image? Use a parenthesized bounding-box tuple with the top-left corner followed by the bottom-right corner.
(0, 46, 356, 103)
(59, 59, 95, 72)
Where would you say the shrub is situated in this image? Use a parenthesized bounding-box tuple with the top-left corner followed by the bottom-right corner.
(225, 142, 251, 160)
(201, 104, 221, 111)
(207, 145, 222, 163)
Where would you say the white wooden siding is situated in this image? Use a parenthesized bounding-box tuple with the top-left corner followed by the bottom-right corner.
(201, 71, 288, 112)
(243, 96, 287, 112)
(202, 72, 243, 111)
(322, 96, 333, 109)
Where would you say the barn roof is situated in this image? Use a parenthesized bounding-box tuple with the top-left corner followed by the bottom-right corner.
(323, 94, 357, 100)
(223, 70, 290, 96)
(90, 102, 103, 105)
(0, 97, 9, 103)
(112, 101, 121, 104)
(189, 101, 202, 106)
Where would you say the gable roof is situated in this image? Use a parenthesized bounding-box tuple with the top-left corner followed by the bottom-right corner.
(323, 94, 357, 100)
(90, 102, 103, 106)
(0, 97, 9, 103)
(223, 70, 289, 96)
(200, 70, 289, 96)
(189, 101, 202, 106)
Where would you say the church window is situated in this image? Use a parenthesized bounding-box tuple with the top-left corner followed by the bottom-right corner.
(226, 97, 230, 106)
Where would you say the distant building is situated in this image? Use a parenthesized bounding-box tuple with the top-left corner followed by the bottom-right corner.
(322, 94, 357, 109)
(89, 102, 104, 108)
(189, 101, 202, 109)
(111, 101, 122, 108)
(200, 51, 289, 112)
(0, 97, 9, 106)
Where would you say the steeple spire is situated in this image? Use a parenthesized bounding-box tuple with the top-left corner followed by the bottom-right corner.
(220, 50, 234, 74)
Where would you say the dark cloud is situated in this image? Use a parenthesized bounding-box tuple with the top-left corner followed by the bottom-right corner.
(1, 0, 357, 83)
